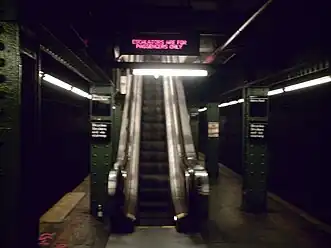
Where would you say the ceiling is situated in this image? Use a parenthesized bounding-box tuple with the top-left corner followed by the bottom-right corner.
(24, 0, 329, 97)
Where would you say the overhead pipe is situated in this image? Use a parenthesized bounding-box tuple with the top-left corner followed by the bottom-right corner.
(203, 0, 273, 64)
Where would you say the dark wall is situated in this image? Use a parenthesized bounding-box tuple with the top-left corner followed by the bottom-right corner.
(40, 85, 89, 215)
(200, 83, 331, 224)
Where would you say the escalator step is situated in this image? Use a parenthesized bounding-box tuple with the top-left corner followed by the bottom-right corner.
(140, 162, 169, 174)
(140, 141, 167, 151)
(141, 115, 165, 123)
(142, 107, 164, 113)
(139, 201, 171, 208)
(141, 123, 165, 132)
(139, 174, 169, 188)
(142, 114, 165, 120)
(139, 174, 169, 181)
(140, 151, 168, 162)
(139, 188, 171, 202)
(143, 100, 164, 106)
(142, 107, 164, 115)
(141, 132, 166, 141)
(143, 93, 164, 100)
(139, 212, 173, 219)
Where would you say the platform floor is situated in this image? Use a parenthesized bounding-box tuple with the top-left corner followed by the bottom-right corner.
(40, 167, 331, 248)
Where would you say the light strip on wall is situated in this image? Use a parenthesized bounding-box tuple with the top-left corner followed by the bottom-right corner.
(132, 69, 208, 77)
(43, 73, 72, 91)
(72, 87, 92, 99)
(217, 75, 331, 108)
(284, 75, 331, 92)
(198, 107, 207, 112)
(40, 71, 92, 99)
(267, 88, 284, 96)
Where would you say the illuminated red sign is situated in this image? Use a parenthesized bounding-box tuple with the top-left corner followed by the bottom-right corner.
(120, 33, 200, 56)
(132, 39, 188, 50)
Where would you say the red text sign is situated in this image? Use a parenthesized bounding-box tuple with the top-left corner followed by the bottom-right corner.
(132, 39, 188, 50)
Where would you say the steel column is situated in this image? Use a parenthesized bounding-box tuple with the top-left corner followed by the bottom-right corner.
(0, 22, 41, 248)
(90, 86, 113, 220)
(205, 103, 219, 183)
(242, 87, 269, 213)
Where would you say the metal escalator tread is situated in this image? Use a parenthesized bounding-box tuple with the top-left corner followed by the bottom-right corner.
(138, 78, 174, 227)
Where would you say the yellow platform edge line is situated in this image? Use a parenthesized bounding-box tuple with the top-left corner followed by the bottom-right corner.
(40, 192, 86, 223)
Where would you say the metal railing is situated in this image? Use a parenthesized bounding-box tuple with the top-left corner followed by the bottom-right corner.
(163, 71, 188, 220)
(108, 55, 135, 196)
(169, 56, 209, 225)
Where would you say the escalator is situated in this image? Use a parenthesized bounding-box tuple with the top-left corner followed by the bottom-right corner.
(108, 56, 209, 234)
(138, 77, 174, 226)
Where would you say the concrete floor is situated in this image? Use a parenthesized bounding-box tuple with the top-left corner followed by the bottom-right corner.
(40, 168, 331, 248)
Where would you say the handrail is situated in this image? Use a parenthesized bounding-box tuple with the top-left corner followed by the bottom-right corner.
(170, 56, 210, 197)
(108, 55, 135, 196)
(163, 56, 188, 219)
(123, 57, 143, 221)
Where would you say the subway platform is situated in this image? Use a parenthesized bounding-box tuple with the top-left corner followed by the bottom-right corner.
(39, 167, 331, 248)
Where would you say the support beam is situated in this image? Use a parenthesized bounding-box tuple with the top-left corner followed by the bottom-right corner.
(203, 0, 273, 64)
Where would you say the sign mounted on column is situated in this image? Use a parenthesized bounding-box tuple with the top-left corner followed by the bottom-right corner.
(91, 121, 111, 143)
(208, 122, 219, 137)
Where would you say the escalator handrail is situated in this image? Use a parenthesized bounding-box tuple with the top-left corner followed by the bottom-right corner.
(170, 56, 210, 197)
(108, 55, 135, 196)
(123, 57, 144, 221)
(163, 56, 188, 219)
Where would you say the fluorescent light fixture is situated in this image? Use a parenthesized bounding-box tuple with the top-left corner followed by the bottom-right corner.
(41, 72, 91, 99)
(218, 103, 228, 107)
(132, 69, 208, 77)
(198, 107, 207, 112)
(228, 100, 238, 105)
(43, 73, 72, 91)
(71, 87, 92, 99)
(284, 75, 331, 92)
(268, 88, 284, 96)
(219, 75, 331, 108)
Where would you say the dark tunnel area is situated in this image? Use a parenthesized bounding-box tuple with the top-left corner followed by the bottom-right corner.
(39, 84, 90, 215)
(198, 83, 331, 225)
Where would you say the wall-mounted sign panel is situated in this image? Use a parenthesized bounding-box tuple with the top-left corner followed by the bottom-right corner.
(249, 122, 267, 140)
(92, 101, 111, 116)
(119, 33, 200, 56)
(249, 97, 268, 118)
(208, 122, 219, 138)
(91, 121, 111, 143)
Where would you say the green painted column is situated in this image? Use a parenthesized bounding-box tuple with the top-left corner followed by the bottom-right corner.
(218, 114, 227, 163)
(205, 103, 219, 183)
(0, 22, 41, 248)
(242, 87, 269, 213)
(189, 108, 199, 156)
(112, 94, 123, 165)
(90, 86, 113, 220)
